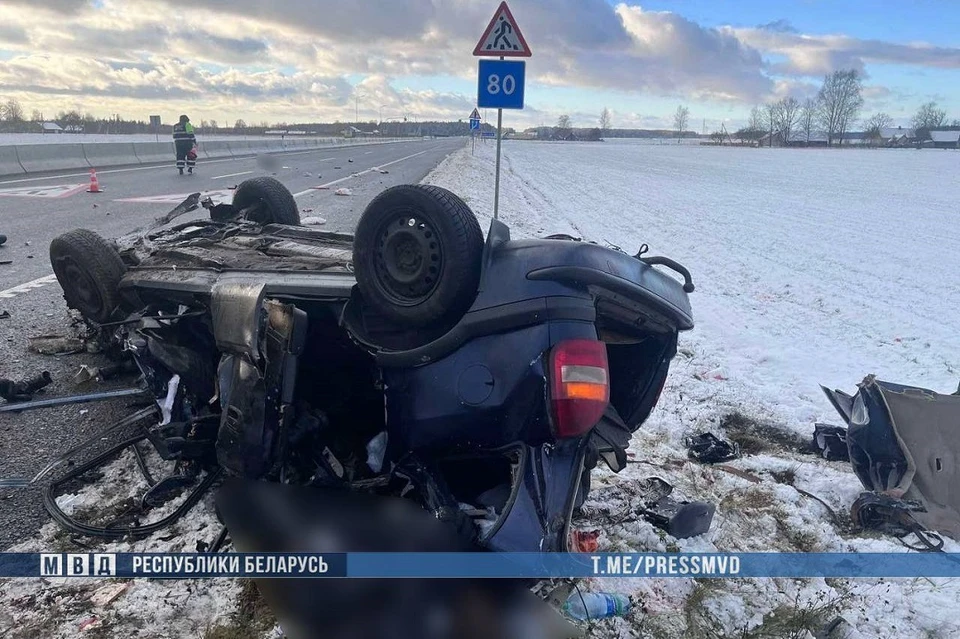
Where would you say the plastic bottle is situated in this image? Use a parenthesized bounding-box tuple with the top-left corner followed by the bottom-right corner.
(562, 592, 631, 621)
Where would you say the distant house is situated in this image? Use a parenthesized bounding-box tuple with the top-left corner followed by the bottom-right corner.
(786, 130, 829, 147)
(878, 126, 915, 147)
(929, 130, 960, 149)
(839, 132, 869, 145)
(40, 122, 63, 134)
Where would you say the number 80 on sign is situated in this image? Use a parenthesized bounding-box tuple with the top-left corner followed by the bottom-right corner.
(477, 60, 525, 110)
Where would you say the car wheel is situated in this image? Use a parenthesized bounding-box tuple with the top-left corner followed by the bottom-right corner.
(232, 177, 300, 225)
(49, 229, 127, 323)
(353, 185, 483, 328)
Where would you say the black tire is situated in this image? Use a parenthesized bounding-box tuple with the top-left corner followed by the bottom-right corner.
(353, 184, 483, 327)
(232, 177, 300, 225)
(49, 229, 126, 323)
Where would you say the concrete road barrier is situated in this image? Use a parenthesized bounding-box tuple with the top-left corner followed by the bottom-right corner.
(15, 144, 90, 173)
(227, 141, 256, 156)
(0, 146, 25, 175)
(201, 141, 233, 159)
(133, 141, 175, 165)
(82, 143, 140, 169)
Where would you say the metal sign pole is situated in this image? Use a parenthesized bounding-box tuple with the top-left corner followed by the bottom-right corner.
(494, 107, 503, 220)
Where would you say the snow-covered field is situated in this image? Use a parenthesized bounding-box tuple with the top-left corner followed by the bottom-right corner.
(2, 139, 959, 638)
(423, 139, 960, 638)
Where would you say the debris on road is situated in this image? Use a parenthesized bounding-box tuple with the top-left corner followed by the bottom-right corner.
(812, 423, 849, 461)
(0, 371, 53, 402)
(334, 188, 353, 196)
(0, 260, 11, 265)
(73, 361, 138, 385)
(78, 617, 101, 632)
(301, 217, 327, 225)
(29, 334, 86, 355)
(0, 234, 6, 246)
(685, 431, 740, 463)
(571, 529, 600, 553)
(0, 387, 146, 413)
(302, 172, 312, 177)
(0, 311, 9, 319)
(563, 591, 631, 621)
(641, 495, 715, 539)
(348, 159, 354, 163)
(333, 166, 341, 169)
(89, 582, 130, 608)
(310, 186, 330, 190)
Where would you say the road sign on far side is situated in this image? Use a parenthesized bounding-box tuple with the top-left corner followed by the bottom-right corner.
(473, 1, 531, 57)
(469, 108, 481, 120)
(477, 60, 525, 110)
(470, 118, 481, 131)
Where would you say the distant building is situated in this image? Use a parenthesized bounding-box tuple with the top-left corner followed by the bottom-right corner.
(40, 122, 63, 134)
(786, 130, 829, 147)
(929, 130, 960, 149)
(878, 126, 915, 147)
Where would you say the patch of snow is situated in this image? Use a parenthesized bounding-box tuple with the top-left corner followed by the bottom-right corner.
(301, 216, 327, 225)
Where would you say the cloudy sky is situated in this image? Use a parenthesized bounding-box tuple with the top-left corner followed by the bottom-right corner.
(1, 0, 959, 130)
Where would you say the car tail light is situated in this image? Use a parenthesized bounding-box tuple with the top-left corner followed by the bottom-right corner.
(549, 339, 610, 438)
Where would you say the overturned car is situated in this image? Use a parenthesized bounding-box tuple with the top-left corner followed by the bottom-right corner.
(47, 177, 696, 554)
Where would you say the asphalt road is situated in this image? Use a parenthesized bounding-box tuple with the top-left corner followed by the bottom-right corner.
(0, 137, 463, 548)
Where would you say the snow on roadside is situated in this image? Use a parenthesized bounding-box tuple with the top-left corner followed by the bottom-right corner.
(422, 140, 960, 638)
(0, 446, 246, 639)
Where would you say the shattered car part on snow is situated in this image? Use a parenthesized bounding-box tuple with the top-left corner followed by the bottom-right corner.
(812, 423, 849, 461)
(823, 374, 960, 541)
(38, 176, 697, 560)
(684, 431, 740, 463)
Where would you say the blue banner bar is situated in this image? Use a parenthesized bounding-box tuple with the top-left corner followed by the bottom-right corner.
(4, 552, 960, 579)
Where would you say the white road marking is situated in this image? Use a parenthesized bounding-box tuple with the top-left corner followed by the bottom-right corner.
(210, 170, 253, 180)
(292, 150, 428, 197)
(0, 183, 88, 199)
(0, 274, 59, 300)
(115, 189, 237, 204)
(364, 151, 373, 155)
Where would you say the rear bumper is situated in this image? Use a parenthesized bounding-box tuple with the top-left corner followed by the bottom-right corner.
(480, 438, 588, 553)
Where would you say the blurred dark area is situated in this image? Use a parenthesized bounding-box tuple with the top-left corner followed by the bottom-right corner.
(216, 480, 574, 639)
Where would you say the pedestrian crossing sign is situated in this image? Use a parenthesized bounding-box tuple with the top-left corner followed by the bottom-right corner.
(473, 2, 532, 57)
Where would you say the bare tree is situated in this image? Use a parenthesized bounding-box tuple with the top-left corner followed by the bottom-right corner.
(748, 105, 765, 131)
(599, 108, 612, 136)
(30, 109, 44, 123)
(1, 99, 24, 122)
(951, 119, 960, 127)
(674, 105, 689, 142)
(799, 98, 817, 144)
(234, 119, 247, 129)
(774, 97, 801, 145)
(556, 114, 572, 130)
(912, 101, 947, 131)
(816, 69, 864, 145)
(864, 112, 893, 144)
(765, 103, 778, 146)
(209, 119, 219, 130)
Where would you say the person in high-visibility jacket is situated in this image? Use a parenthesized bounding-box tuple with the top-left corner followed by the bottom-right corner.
(172, 114, 197, 175)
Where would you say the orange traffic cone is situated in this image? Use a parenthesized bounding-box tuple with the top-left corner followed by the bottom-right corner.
(87, 169, 102, 193)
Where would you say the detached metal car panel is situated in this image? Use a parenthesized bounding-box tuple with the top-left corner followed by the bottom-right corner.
(48, 178, 694, 554)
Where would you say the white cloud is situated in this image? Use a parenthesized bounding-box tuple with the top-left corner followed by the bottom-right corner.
(1, 0, 959, 124)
